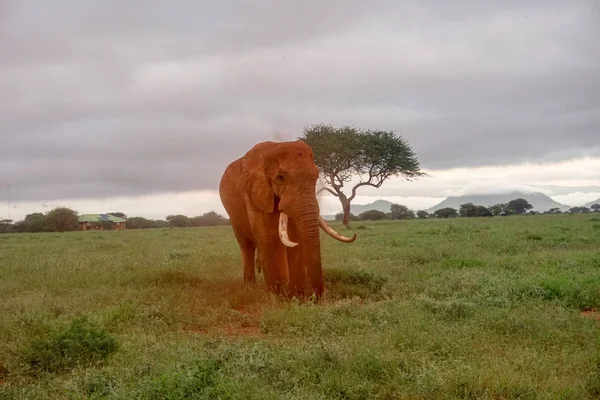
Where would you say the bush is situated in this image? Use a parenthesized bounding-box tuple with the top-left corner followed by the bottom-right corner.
(23, 316, 118, 374)
(324, 268, 387, 299)
(143, 359, 223, 399)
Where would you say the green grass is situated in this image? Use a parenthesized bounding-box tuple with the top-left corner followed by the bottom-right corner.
(1, 214, 600, 399)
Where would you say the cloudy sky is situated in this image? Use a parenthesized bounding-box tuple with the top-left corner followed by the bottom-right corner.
(1, 0, 599, 220)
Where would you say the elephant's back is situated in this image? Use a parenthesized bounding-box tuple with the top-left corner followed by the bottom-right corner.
(219, 158, 243, 208)
(219, 159, 242, 188)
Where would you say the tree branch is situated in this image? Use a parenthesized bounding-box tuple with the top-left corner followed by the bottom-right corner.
(349, 181, 381, 202)
(328, 174, 345, 192)
(317, 187, 339, 197)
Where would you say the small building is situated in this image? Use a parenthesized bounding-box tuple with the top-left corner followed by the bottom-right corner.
(79, 214, 127, 231)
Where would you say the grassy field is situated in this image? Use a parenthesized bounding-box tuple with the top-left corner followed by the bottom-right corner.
(1, 214, 600, 399)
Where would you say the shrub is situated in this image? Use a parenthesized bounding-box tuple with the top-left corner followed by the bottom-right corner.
(324, 268, 387, 299)
(143, 359, 223, 399)
(23, 316, 118, 374)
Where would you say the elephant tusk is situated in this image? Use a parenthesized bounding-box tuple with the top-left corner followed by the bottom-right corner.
(279, 212, 299, 247)
(319, 216, 357, 243)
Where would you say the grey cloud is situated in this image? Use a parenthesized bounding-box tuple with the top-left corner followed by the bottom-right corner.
(535, 185, 600, 196)
(1, 0, 599, 202)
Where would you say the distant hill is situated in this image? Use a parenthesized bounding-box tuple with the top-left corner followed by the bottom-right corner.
(320, 191, 580, 220)
(584, 198, 600, 208)
(349, 200, 395, 215)
(320, 214, 337, 221)
(427, 192, 572, 213)
(320, 199, 395, 221)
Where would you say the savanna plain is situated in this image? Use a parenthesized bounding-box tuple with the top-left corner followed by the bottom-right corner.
(1, 214, 600, 399)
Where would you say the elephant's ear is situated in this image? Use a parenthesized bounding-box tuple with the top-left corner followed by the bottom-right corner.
(241, 145, 275, 213)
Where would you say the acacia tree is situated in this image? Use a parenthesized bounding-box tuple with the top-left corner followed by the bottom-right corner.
(166, 214, 191, 228)
(20, 213, 48, 232)
(0, 219, 13, 233)
(434, 207, 458, 218)
(45, 207, 79, 232)
(390, 204, 415, 220)
(507, 198, 533, 215)
(300, 124, 424, 226)
(416, 210, 429, 219)
(487, 204, 505, 216)
(460, 203, 492, 217)
(358, 210, 388, 221)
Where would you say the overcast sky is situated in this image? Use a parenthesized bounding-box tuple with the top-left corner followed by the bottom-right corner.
(2, 0, 599, 220)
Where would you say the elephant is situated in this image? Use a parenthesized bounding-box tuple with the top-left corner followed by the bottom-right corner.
(219, 140, 356, 300)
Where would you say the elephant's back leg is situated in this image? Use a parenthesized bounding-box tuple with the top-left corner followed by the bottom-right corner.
(219, 159, 257, 282)
(231, 226, 257, 283)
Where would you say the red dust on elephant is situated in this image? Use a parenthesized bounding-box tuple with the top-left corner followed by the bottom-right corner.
(219, 140, 356, 300)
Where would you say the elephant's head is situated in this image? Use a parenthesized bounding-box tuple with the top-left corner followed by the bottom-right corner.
(241, 140, 355, 296)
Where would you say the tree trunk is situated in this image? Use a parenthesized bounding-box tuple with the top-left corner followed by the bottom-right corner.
(342, 200, 351, 228)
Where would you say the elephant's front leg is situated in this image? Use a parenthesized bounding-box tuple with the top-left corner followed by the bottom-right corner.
(257, 242, 288, 293)
(253, 213, 289, 293)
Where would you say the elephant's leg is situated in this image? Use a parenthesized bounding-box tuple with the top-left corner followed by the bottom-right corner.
(231, 226, 256, 283)
(241, 245, 257, 283)
(257, 242, 288, 294)
(286, 246, 305, 298)
(286, 218, 305, 298)
(255, 252, 262, 274)
(249, 212, 288, 293)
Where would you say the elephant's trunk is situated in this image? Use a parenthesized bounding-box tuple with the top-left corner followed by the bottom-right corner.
(293, 200, 324, 299)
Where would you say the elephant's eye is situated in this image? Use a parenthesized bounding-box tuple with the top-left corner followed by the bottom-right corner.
(276, 174, 284, 183)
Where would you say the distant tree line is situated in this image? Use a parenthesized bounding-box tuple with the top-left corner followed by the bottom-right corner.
(0, 207, 230, 234)
(0, 207, 80, 234)
(2, 200, 597, 233)
(334, 198, 600, 222)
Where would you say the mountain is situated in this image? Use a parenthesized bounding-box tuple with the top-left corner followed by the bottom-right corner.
(349, 200, 395, 215)
(584, 198, 600, 209)
(320, 199, 395, 220)
(426, 191, 572, 213)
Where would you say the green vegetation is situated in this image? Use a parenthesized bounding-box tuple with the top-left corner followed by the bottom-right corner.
(1, 210, 230, 234)
(23, 317, 118, 375)
(1, 206, 80, 234)
(1, 214, 600, 398)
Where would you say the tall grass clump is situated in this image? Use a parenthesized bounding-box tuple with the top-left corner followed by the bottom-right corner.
(22, 316, 118, 374)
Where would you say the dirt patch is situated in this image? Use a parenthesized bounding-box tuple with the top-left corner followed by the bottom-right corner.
(184, 304, 266, 338)
(580, 309, 600, 321)
(159, 271, 384, 338)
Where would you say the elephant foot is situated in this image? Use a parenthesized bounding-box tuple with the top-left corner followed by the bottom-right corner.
(283, 284, 305, 300)
(243, 267, 256, 283)
(308, 287, 323, 303)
